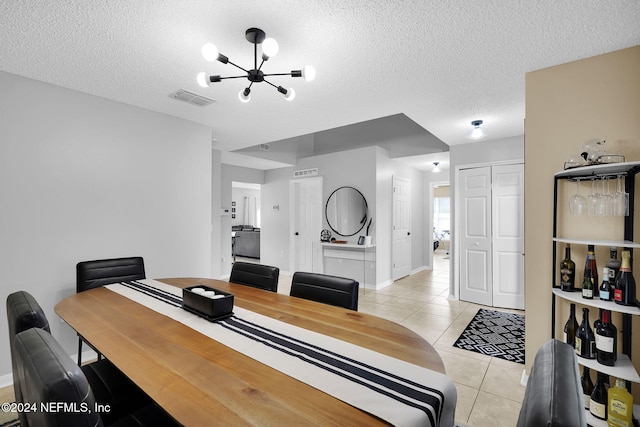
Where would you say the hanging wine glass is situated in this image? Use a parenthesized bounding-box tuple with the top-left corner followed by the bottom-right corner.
(596, 176, 613, 216)
(569, 179, 586, 216)
(613, 175, 629, 216)
(588, 178, 598, 216)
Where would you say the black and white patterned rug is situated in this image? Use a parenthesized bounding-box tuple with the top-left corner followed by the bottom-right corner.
(453, 309, 525, 364)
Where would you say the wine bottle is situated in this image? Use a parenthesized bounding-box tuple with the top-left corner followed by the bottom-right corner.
(564, 303, 579, 346)
(606, 247, 621, 282)
(608, 377, 633, 427)
(581, 367, 594, 409)
(582, 268, 594, 299)
(560, 245, 576, 291)
(575, 307, 595, 359)
(599, 267, 613, 301)
(585, 245, 599, 297)
(596, 309, 617, 366)
(614, 250, 637, 306)
(590, 371, 608, 420)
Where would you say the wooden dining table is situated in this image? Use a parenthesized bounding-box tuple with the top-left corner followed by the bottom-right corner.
(55, 278, 446, 426)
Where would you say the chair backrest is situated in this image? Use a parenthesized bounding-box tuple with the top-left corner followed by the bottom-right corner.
(6, 291, 51, 427)
(229, 262, 279, 292)
(77, 256, 146, 292)
(290, 272, 359, 310)
(14, 328, 103, 427)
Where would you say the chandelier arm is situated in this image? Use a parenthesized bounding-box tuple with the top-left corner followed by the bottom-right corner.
(262, 72, 295, 77)
(262, 78, 279, 89)
(226, 60, 250, 74)
(216, 75, 250, 80)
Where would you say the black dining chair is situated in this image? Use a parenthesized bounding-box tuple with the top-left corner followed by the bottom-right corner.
(14, 328, 180, 427)
(229, 261, 280, 292)
(6, 291, 153, 426)
(76, 256, 146, 365)
(6, 290, 51, 427)
(290, 272, 359, 311)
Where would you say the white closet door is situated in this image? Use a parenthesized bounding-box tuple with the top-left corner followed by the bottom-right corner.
(491, 164, 525, 309)
(459, 167, 493, 306)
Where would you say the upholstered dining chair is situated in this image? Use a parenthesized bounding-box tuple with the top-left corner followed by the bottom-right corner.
(76, 256, 146, 365)
(14, 328, 179, 427)
(6, 291, 153, 426)
(290, 272, 359, 311)
(6, 291, 51, 427)
(229, 261, 280, 292)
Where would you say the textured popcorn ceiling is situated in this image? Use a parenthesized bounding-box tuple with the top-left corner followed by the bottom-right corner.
(1, 1, 639, 167)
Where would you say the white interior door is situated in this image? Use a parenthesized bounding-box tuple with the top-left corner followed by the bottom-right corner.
(459, 167, 493, 306)
(491, 164, 525, 309)
(290, 178, 322, 273)
(392, 177, 411, 280)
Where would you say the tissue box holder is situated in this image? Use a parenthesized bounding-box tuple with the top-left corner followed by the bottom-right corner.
(182, 285, 234, 321)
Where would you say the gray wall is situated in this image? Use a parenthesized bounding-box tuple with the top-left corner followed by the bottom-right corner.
(258, 145, 427, 286)
(0, 71, 212, 384)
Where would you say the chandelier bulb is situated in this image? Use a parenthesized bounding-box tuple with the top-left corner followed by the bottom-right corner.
(202, 43, 219, 62)
(262, 38, 279, 58)
(285, 87, 296, 101)
(302, 65, 316, 82)
(238, 88, 251, 103)
(196, 72, 209, 88)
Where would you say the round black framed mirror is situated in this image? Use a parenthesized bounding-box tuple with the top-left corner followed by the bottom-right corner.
(325, 186, 368, 237)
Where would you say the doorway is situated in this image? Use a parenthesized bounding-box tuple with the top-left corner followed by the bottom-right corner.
(289, 177, 323, 273)
(231, 182, 261, 263)
(457, 163, 524, 309)
(392, 176, 411, 280)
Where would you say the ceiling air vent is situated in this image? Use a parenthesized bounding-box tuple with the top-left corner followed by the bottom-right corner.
(169, 89, 215, 106)
(260, 144, 270, 151)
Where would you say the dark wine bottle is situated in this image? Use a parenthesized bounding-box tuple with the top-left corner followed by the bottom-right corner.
(575, 307, 595, 359)
(560, 245, 576, 291)
(599, 267, 613, 301)
(581, 367, 594, 409)
(564, 303, 579, 347)
(596, 309, 617, 366)
(585, 245, 599, 297)
(582, 268, 594, 299)
(614, 250, 637, 306)
(606, 247, 621, 282)
(589, 371, 608, 420)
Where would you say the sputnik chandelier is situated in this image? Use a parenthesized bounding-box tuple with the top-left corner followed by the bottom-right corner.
(197, 27, 315, 103)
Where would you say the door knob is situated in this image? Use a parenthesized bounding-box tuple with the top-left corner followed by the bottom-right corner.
(475, 242, 479, 246)
(407, 232, 411, 236)
(295, 232, 299, 236)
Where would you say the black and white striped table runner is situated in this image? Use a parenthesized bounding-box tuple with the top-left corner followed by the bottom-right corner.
(106, 279, 456, 427)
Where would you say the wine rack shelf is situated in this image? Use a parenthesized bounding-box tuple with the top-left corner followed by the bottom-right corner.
(576, 353, 640, 383)
(553, 237, 640, 249)
(552, 288, 640, 316)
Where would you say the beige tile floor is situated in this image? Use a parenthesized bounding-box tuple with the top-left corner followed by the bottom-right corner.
(1, 250, 526, 426)
(360, 249, 526, 427)
(284, 249, 526, 427)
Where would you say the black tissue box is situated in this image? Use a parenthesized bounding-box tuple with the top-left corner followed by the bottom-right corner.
(182, 285, 234, 321)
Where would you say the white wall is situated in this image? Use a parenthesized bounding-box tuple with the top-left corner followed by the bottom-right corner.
(0, 71, 212, 381)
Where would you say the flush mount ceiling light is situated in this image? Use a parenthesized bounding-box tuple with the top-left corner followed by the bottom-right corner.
(469, 119, 487, 140)
(197, 28, 315, 103)
(432, 162, 441, 173)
